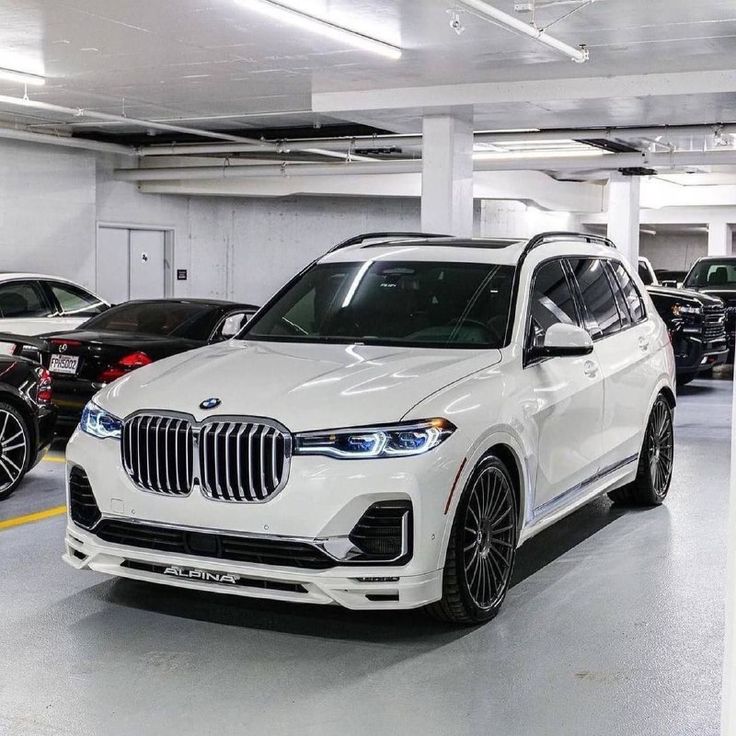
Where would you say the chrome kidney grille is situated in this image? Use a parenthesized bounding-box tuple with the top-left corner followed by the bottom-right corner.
(123, 416, 194, 496)
(121, 413, 291, 503)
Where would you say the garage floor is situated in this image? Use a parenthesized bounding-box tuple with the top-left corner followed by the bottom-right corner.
(0, 379, 730, 736)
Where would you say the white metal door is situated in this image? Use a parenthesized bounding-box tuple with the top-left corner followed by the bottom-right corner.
(96, 227, 130, 304)
(96, 227, 167, 303)
(129, 230, 165, 300)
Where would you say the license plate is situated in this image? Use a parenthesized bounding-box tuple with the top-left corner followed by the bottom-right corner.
(49, 354, 79, 375)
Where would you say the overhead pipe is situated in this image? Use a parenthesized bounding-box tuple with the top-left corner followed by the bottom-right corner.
(0, 126, 136, 155)
(0, 94, 276, 149)
(114, 149, 736, 182)
(457, 0, 590, 63)
(136, 123, 736, 158)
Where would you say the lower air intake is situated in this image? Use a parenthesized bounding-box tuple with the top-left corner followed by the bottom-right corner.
(349, 501, 413, 564)
(69, 467, 101, 530)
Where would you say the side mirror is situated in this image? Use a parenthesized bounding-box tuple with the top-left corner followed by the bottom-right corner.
(532, 323, 594, 359)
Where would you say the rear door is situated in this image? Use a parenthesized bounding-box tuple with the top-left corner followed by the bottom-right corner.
(523, 258, 605, 515)
(568, 257, 654, 472)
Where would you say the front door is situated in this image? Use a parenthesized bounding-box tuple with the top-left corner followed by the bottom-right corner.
(522, 258, 605, 516)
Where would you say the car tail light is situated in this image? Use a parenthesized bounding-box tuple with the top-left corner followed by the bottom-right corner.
(98, 352, 153, 384)
(37, 368, 52, 405)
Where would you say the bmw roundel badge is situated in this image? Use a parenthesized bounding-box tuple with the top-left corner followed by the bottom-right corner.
(200, 398, 222, 410)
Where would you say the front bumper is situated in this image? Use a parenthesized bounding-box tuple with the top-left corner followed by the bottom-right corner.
(63, 525, 442, 610)
(63, 427, 463, 609)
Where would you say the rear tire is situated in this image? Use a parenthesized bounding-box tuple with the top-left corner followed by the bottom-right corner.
(608, 394, 674, 507)
(0, 402, 31, 501)
(426, 454, 518, 625)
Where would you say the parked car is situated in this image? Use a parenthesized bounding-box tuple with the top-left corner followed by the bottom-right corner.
(8, 299, 258, 434)
(64, 232, 675, 625)
(654, 268, 688, 288)
(0, 274, 108, 342)
(682, 256, 736, 362)
(638, 258, 728, 383)
(0, 355, 55, 500)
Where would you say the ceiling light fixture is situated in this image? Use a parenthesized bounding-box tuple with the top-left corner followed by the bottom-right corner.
(0, 67, 45, 86)
(457, 0, 589, 62)
(235, 0, 402, 60)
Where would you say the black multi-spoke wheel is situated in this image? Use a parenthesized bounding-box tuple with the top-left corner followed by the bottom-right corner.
(426, 454, 518, 624)
(0, 402, 30, 501)
(609, 393, 674, 507)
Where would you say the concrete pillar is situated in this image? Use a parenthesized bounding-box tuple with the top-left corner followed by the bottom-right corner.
(708, 221, 733, 256)
(421, 112, 474, 238)
(606, 173, 641, 266)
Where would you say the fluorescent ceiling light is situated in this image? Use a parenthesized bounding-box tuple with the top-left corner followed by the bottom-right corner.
(473, 149, 606, 161)
(235, 0, 402, 60)
(457, 0, 589, 63)
(0, 67, 45, 86)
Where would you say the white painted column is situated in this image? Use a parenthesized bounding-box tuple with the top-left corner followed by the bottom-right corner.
(421, 112, 474, 238)
(606, 173, 641, 265)
(709, 221, 733, 256)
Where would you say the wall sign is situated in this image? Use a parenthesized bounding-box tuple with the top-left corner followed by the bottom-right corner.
(177, 269, 188, 281)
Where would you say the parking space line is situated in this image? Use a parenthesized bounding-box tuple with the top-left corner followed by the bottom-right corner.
(42, 455, 66, 464)
(0, 505, 67, 531)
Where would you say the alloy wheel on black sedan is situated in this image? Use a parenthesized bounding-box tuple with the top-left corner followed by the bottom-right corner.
(0, 402, 29, 500)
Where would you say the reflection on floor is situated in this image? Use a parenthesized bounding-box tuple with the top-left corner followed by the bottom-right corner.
(0, 379, 730, 735)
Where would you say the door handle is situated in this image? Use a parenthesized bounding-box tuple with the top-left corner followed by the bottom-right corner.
(638, 337, 650, 352)
(584, 360, 598, 378)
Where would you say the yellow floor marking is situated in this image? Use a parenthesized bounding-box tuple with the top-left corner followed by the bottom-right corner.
(42, 455, 66, 464)
(0, 505, 67, 531)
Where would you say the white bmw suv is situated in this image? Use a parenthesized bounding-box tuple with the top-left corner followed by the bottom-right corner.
(64, 232, 675, 624)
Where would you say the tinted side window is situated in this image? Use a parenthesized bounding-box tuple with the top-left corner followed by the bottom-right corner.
(611, 261, 646, 323)
(48, 282, 107, 317)
(638, 262, 654, 286)
(0, 281, 52, 319)
(568, 258, 623, 338)
(527, 260, 579, 349)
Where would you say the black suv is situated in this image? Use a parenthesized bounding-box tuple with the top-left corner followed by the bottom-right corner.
(638, 258, 728, 385)
(682, 257, 736, 363)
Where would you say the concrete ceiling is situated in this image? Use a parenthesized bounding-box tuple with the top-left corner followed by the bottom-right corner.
(0, 0, 735, 139)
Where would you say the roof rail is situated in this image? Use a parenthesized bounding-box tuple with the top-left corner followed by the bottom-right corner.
(328, 231, 451, 254)
(526, 231, 616, 252)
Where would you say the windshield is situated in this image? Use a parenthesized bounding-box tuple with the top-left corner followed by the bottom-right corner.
(81, 302, 218, 339)
(685, 260, 736, 288)
(243, 261, 516, 348)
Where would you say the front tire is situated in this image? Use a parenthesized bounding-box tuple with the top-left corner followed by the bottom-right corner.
(608, 394, 674, 506)
(426, 454, 518, 625)
(0, 402, 30, 501)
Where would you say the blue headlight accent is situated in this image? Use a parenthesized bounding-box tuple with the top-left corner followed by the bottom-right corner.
(294, 419, 455, 459)
(80, 401, 123, 440)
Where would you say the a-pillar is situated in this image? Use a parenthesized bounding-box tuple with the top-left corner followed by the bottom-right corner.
(606, 173, 641, 265)
(708, 221, 733, 256)
(421, 111, 474, 238)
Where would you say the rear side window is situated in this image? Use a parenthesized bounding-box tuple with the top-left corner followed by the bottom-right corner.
(0, 281, 52, 319)
(527, 259, 579, 349)
(610, 261, 646, 323)
(638, 262, 654, 286)
(568, 258, 623, 339)
(48, 282, 107, 318)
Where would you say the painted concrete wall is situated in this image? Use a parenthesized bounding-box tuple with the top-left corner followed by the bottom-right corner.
(0, 139, 96, 287)
(639, 232, 708, 271)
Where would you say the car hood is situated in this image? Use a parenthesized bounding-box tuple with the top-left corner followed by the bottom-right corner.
(646, 285, 723, 306)
(685, 287, 736, 305)
(97, 340, 502, 432)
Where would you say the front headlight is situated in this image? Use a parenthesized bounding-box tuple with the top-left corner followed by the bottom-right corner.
(80, 401, 123, 440)
(294, 418, 456, 459)
(671, 303, 702, 317)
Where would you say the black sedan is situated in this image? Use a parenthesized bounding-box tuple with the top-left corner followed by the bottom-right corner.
(8, 299, 257, 433)
(0, 355, 55, 500)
